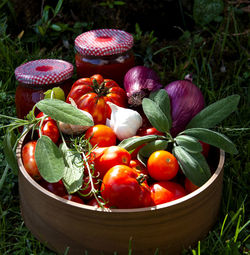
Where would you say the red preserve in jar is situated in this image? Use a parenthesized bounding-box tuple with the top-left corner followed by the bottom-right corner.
(15, 59, 74, 119)
(74, 29, 135, 86)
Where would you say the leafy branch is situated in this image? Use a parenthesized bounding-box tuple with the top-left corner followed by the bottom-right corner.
(0, 98, 94, 196)
(119, 89, 240, 186)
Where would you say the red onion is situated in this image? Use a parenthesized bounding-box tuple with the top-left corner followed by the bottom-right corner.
(124, 66, 162, 106)
(164, 74, 205, 137)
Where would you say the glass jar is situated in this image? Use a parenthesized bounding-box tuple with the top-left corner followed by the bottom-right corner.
(15, 59, 74, 119)
(74, 29, 135, 86)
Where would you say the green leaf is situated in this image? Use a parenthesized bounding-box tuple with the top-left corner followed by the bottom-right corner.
(3, 130, 18, 174)
(36, 99, 94, 126)
(186, 95, 240, 129)
(149, 89, 172, 128)
(50, 24, 62, 31)
(193, 0, 224, 26)
(114, 1, 126, 5)
(139, 140, 168, 158)
(182, 128, 238, 154)
(42, 5, 50, 23)
(38, 26, 45, 36)
(142, 98, 170, 132)
(175, 135, 202, 153)
(173, 146, 211, 186)
(118, 135, 161, 151)
(191, 152, 211, 180)
(60, 143, 84, 194)
(35, 136, 65, 183)
(54, 0, 63, 16)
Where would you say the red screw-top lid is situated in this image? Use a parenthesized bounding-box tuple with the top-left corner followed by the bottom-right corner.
(74, 29, 134, 56)
(15, 59, 74, 85)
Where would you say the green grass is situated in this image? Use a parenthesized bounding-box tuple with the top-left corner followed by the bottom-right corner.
(0, 1, 249, 254)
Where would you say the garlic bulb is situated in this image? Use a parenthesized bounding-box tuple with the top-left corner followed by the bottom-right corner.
(58, 98, 94, 135)
(106, 102, 142, 140)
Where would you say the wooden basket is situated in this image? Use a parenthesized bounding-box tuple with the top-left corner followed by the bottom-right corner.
(16, 133, 225, 255)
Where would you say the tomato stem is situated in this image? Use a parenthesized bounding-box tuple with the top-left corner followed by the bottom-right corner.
(92, 78, 109, 97)
(136, 173, 147, 185)
(165, 131, 174, 143)
(81, 152, 106, 209)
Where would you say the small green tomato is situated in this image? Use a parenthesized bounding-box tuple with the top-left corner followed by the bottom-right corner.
(44, 87, 65, 101)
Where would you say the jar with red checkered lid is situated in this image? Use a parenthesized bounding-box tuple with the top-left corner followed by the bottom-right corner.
(74, 29, 135, 86)
(15, 59, 74, 119)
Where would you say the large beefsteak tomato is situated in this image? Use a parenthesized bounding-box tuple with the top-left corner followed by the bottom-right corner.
(66, 74, 127, 124)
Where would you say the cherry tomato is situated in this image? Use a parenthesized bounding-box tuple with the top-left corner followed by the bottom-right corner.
(39, 179, 67, 197)
(66, 74, 127, 124)
(200, 141, 210, 158)
(130, 145, 144, 159)
(85, 124, 116, 147)
(130, 126, 165, 159)
(93, 146, 131, 179)
(62, 195, 84, 204)
(129, 136, 145, 159)
(150, 181, 187, 205)
(184, 177, 199, 194)
(36, 112, 59, 144)
(129, 159, 148, 175)
(101, 165, 153, 209)
(137, 126, 164, 136)
(22, 140, 41, 180)
(147, 150, 179, 181)
(84, 146, 108, 176)
(87, 197, 107, 208)
(88, 146, 107, 161)
(78, 176, 100, 200)
(87, 197, 99, 207)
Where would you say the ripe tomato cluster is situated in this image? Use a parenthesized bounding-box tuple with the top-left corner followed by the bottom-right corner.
(21, 74, 208, 209)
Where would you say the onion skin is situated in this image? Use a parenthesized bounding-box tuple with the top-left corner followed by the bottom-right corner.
(164, 75, 205, 137)
(124, 66, 162, 106)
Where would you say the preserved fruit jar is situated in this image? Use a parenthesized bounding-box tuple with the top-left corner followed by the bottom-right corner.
(15, 59, 74, 119)
(74, 29, 135, 86)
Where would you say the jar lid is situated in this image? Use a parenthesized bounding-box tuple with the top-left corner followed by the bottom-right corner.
(15, 59, 74, 85)
(74, 29, 134, 56)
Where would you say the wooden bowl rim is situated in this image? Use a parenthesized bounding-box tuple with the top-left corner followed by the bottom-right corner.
(16, 134, 225, 213)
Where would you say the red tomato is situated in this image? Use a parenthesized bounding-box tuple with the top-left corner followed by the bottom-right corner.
(147, 150, 179, 181)
(62, 195, 84, 204)
(66, 74, 127, 124)
(93, 146, 131, 179)
(78, 176, 100, 200)
(200, 141, 210, 158)
(128, 136, 145, 159)
(85, 124, 116, 147)
(101, 165, 153, 209)
(87, 197, 107, 208)
(129, 159, 148, 175)
(84, 146, 107, 176)
(130, 144, 145, 160)
(150, 181, 187, 205)
(36, 112, 59, 144)
(88, 146, 107, 162)
(40, 179, 67, 197)
(87, 197, 101, 207)
(22, 140, 41, 180)
(137, 126, 164, 136)
(184, 177, 199, 194)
